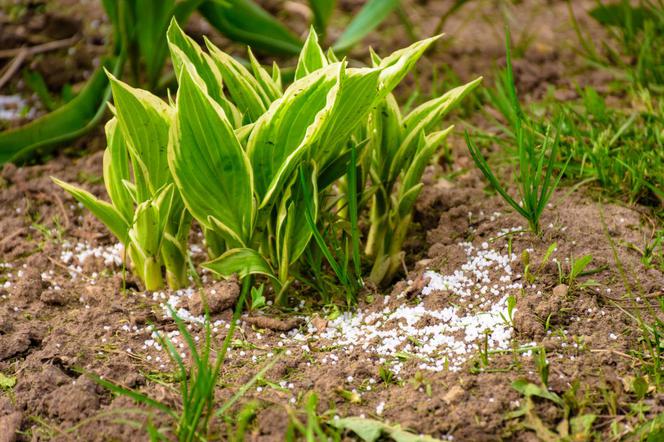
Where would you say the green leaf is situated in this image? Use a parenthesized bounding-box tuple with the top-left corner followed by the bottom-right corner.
(570, 414, 596, 436)
(376, 35, 441, 94)
(168, 43, 243, 128)
(570, 255, 593, 280)
(205, 38, 271, 121)
(333, 418, 382, 441)
(126, 185, 175, 291)
(167, 18, 224, 104)
(131, 0, 175, 87)
(300, 167, 350, 288)
(169, 65, 254, 245)
(250, 284, 266, 310)
(333, 0, 399, 53)
(203, 248, 275, 281)
(390, 77, 482, 184)
(0, 373, 16, 390)
(0, 58, 121, 164)
(162, 232, 189, 289)
(52, 178, 129, 243)
(630, 412, 664, 441)
(369, 92, 403, 177)
(512, 379, 563, 406)
(277, 164, 319, 273)
(397, 183, 423, 219)
(589, 2, 650, 30)
(403, 77, 482, 134)
(23, 70, 57, 111)
(400, 127, 453, 194)
(314, 66, 382, 168)
(129, 192, 169, 261)
(247, 63, 340, 206)
(198, 0, 303, 55)
(331, 417, 442, 442)
(295, 29, 329, 80)
(102, 118, 134, 224)
(247, 48, 282, 101)
(108, 73, 173, 199)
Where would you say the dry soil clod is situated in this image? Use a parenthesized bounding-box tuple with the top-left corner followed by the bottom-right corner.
(244, 315, 303, 332)
(187, 277, 240, 316)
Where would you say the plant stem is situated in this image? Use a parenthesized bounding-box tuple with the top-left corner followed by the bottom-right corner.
(143, 257, 164, 291)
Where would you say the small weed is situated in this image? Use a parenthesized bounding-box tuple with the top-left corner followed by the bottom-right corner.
(379, 364, 397, 385)
(465, 29, 567, 235)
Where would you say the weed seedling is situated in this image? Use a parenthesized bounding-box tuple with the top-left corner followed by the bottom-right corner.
(465, 29, 568, 236)
(535, 347, 550, 388)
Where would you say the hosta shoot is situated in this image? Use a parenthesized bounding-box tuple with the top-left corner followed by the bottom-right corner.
(363, 65, 482, 286)
(167, 22, 451, 299)
(53, 76, 191, 291)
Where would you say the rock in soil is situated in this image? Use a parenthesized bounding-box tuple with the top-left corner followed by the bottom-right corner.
(13, 267, 46, 301)
(245, 315, 303, 331)
(187, 277, 240, 315)
(534, 283, 568, 319)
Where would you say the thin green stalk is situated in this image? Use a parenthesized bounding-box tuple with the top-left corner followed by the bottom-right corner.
(346, 143, 362, 286)
(299, 168, 350, 288)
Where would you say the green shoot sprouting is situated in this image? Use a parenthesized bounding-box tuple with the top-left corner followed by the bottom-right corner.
(465, 29, 568, 236)
(53, 76, 191, 291)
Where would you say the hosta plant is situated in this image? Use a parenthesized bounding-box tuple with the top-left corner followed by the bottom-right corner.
(363, 60, 482, 285)
(53, 77, 191, 291)
(167, 22, 439, 299)
(167, 21, 481, 296)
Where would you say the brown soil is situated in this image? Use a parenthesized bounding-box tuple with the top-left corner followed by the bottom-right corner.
(1, 0, 663, 441)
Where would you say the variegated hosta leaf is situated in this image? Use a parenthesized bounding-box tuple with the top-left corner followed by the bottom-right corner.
(368, 92, 402, 179)
(167, 20, 223, 102)
(327, 47, 340, 63)
(161, 234, 187, 289)
(126, 183, 176, 290)
(247, 62, 341, 208)
(295, 29, 329, 80)
(204, 227, 227, 259)
(400, 127, 454, 197)
(276, 163, 319, 280)
(107, 73, 173, 201)
(129, 184, 174, 261)
(403, 77, 483, 134)
(205, 37, 272, 122)
(377, 35, 442, 95)
(102, 118, 133, 224)
(51, 177, 129, 243)
(312, 66, 381, 168)
(271, 61, 282, 91)
(161, 197, 192, 289)
(203, 248, 276, 282)
(169, 65, 255, 247)
(397, 184, 423, 219)
(167, 20, 243, 127)
(388, 77, 483, 184)
(247, 48, 282, 101)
